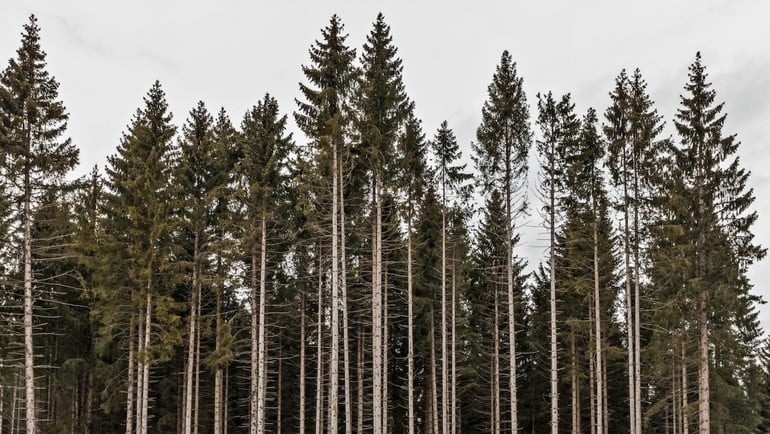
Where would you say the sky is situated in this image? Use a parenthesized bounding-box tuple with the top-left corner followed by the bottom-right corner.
(2, 1, 770, 331)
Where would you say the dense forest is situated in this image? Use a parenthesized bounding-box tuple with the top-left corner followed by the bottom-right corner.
(1, 12, 768, 434)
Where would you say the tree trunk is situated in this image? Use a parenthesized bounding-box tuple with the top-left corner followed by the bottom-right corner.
(633, 167, 642, 434)
(135, 313, 144, 434)
(441, 202, 448, 434)
(571, 331, 578, 434)
(184, 232, 199, 434)
(214, 253, 223, 434)
(23, 179, 36, 434)
(300, 295, 306, 434)
(372, 175, 383, 434)
(493, 287, 501, 434)
(430, 314, 439, 434)
(141, 285, 152, 434)
(682, 339, 688, 434)
(329, 142, 340, 434)
(250, 246, 259, 434)
(357, 330, 364, 434)
(383, 269, 389, 434)
(590, 310, 596, 434)
(506, 173, 518, 434)
(407, 219, 415, 434)
(257, 213, 269, 434)
(451, 257, 457, 434)
(698, 293, 709, 434)
(194, 292, 202, 434)
(127, 317, 135, 434)
(594, 218, 604, 434)
(277, 348, 282, 433)
(315, 251, 323, 434)
(340, 167, 353, 434)
(549, 142, 559, 434)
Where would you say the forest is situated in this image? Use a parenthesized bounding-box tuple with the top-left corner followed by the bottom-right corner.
(0, 12, 768, 434)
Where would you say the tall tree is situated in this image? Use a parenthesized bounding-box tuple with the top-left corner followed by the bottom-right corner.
(0, 15, 79, 434)
(238, 94, 293, 434)
(354, 14, 411, 434)
(472, 50, 531, 433)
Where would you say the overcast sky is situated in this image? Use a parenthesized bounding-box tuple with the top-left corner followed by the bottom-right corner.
(2, 1, 769, 331)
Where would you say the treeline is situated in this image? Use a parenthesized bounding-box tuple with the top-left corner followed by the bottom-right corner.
(0, 12, 768, 434)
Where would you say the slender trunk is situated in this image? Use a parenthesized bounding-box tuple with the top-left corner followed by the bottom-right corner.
(329, 142, 340, 434)
(135, 314, 144, 434)
(673, 362, 679, 434)
(430, 315, 439, 434)
(194, 290, 202, 434)
(300, 295, 306, 434)
(257, 213, 269, 434)
(141, 285, 152, 434)
(250, 246, 259, 434)
(382, 270, 389, 433)
(549, 141, 558, 434)
(407, 219, 415, 434)
(357, 330, 364, 434)
(682, 338, 689, 434)
(277, 349, 282, 433)
(451, 257, 457, 434)
(224, 364, 229, 434)
(622, 158, 636, 434)
(372, 175, 383, 434)
(571, 332, 578, 434)
(127, 317, 135, 434)
(590, 309, 596, 434)
(493, 287, 501, 434)
(698, 294, 709, 434)
(594, 216, 604, 434)
(214, 253, 223, 434)
(12, 370, 19, 434)
(23, 175, 36, 434)
(633, 166, 642, 434)
(315, 251, 323, 434)
(506, 170, 518, 434)
(1, 382, 4, 434)
(340, 167, 353, 434)
(184, 232, 200, 434)
(603, 354, 608, 434)
(441, 196, 448, 434)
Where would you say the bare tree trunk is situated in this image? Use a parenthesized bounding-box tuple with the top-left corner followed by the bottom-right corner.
(590, 309, 596, 434)
(603, 355, 608, 434)
(430, 315, 439, 434)
(184, 232, 200, 434)
(141, 286, 152, 434)
(623, 181, 635, 434)
(451, 258, 457, 434)
(340, 169, 352, 434)
(127, 317, 135, 434)
(315, 251, 323, 434)
(277, 349, 282, 433)
(441, 202, 448, 434)
(357, 331, 364, 434)
(214, 254, 223, 434)
(506, 178, 518, 434)
(633, 170, 642, 434)
(682, 339, 688, 434)
(698, 293, 709, 434)
(224, 365, 229, 434)
(329, 144, 340, 434)
(493, 287, 501, 434)
(571, 332, 578, 434)
(593, 219, 604, 434)
(23, 182, 36, 434)
(383, 270, 389, 434)
(300, 295, 306, 434)
(673, 364, 679, 434)
(372, 176, 383, 434)
(549, 146, 558, 434)
(194, 292, 202, 434)
(407, 221, 415, 434)
(11, 371, 19, 434)
(135, 314, 144, 434)
(250, 247, 259, 434)
(1, 381, 5, 434)
(257, 214, 269, 434)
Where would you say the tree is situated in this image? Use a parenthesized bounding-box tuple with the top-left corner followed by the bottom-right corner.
(472, 50, 531, 433)
(0, 15, 79, 434)
(237, 94, 293, 434)
(354, 13, 411, 434)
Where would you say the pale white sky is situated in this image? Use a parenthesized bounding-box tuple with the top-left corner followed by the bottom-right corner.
(2, 1, 769, 332)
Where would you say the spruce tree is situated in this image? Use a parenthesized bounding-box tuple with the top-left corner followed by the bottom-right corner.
(472, 50, 531, 433)
(0, 15, 79, 434)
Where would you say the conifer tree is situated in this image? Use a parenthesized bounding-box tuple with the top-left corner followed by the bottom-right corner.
(0, 15, 79, 434)
(237, 94, 293, 434)
(354, 14, 411, 433)
(472, 50, 531, 433)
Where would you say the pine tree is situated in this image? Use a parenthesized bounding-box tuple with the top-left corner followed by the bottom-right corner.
(0, 15, 79, 434)
(472, 50, 531, 433)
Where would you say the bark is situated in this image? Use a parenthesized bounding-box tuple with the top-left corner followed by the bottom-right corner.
(372, 175, 383, 434)
(340, 168, 353, 434)
(407, 223, 415, 434)
(382, 270, 389, 433)
(300, 295, 306, 434)
(571, 332, 578, 434)
(135, 313, 144, 434)
(633, 163, 642, 434)
(194, 293, 202, 434)
(682, 339, 689, 434)
(698, 294, 709, 434)
(493, 286, 501, 434)
(126, 317, 135, 434)
(141, 285, 152, 434)
(594, 218, 604, 434)
(506, 163, 519, 434)
(277, 349, 282, 433)
(184, 232, 200, 434)
(430, 315, 439, 434)
(357, 331, 364, 434)
(214, 254, 223, 434)
(451, 258, 457, 434)
(250, 247, 259, 434)
(441, 201, 448, 434)
(623, 164, 636, 434)
(329, 143, 340, 434)
(315, 251, 323, 434)
(549, 140, 559, 434)
(257, 214, 269, 434)
(23, 176, 36, 434)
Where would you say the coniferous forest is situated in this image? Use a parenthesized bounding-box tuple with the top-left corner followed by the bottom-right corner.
(1, 12, 769, 434)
